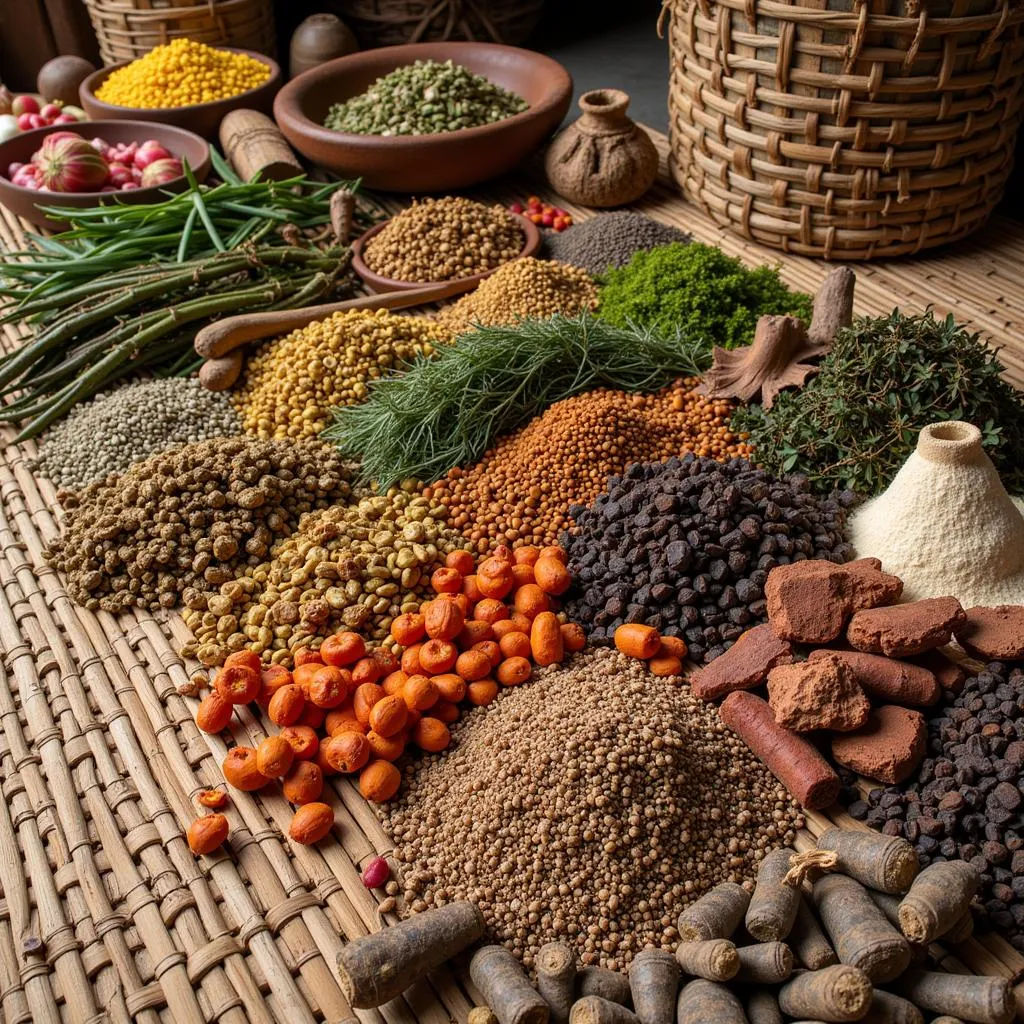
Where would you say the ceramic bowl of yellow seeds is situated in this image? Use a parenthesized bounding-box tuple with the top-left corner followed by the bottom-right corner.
(80, 40, 281, 140)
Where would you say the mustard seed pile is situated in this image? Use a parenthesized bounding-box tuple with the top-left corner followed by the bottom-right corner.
(427, 381, 750, 550)
(233, 309, 448, 439)
(381, 648, 802, 969)
(181, 485, 461, 666)
(436, 258, 598, 334)
(362, 198, 524, 282)
(46, 437, 356, 612)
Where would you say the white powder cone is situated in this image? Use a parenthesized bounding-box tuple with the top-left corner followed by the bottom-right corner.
(850, 421, 1024, 606)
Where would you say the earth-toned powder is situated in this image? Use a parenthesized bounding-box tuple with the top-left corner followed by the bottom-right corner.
(543, 212, 691, 276)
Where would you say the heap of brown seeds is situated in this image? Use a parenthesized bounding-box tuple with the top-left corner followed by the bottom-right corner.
(379, 648, 802, 970)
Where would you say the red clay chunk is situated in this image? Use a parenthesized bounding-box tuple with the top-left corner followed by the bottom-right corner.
(908, 649, 966, 695)
(847, 598, 966, 657)
(690, 624, 794, 701)
(765, 559, 903, 644)
(767, 655, 870, 733)
(954, 606, 1024, 661)
(808, 649, 941, 707)
(831, 705, 927, 785)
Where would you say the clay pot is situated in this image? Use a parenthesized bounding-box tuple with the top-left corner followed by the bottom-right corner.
(289, 14, 359, 80)
(544, 88, 658, 207)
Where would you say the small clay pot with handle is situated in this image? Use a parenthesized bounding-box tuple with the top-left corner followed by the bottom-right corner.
(544, 88, 658, 207)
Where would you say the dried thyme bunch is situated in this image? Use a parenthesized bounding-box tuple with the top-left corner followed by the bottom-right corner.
(733, 309, 1024, 495)
(324, 60, 528, 136)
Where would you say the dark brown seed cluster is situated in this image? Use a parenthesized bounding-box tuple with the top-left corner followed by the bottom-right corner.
(379, 648, 803, 970)
(46, 437, 357, 612)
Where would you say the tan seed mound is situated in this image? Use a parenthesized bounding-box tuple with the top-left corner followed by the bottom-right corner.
(380, 648, 803, 970)
(427, 381, 751, 551)
(436, 258, 598, 334)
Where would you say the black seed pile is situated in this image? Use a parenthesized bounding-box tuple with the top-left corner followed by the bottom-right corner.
(542, 212, 692, 277)
(561, 455, 855, 664)
(850, 661, 1024, 951)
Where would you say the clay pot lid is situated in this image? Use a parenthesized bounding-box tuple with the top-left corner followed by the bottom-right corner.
(916, 421, 983, 465)
(351, 211, 541, 295)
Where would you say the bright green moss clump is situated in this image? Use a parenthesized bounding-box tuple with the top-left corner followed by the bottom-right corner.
(596, 242, 813, 350)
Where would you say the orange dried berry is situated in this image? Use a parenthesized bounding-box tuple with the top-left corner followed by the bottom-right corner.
(224, 650, 262, 674)
(325, 731, 371, 773)
(466, 679, 499, 706)
(498, 631, 532, 660)
(446, 550, 475, 574)
(431, 567, 464, 594)
(289, 802, 334, 845)
(649, 654, 683, 677)
(370, 646, 400, 676)
(196, 692, 233, 733)
(473, 640, 502, 668)
(256, 735, 295, 778)
(382, 669, 409, 695)
(353, 682, 385, 724)
(457, 620, 494, 649)
(351, 657, 382, 686)
(423, 599, 465, 641)
(418, 638, 458, 674)
(368, 694, 408, 738)
(320, 631, 365, 667)
(476, 567, 514, 600)
(279, 725, 319, 760)
(657, 636, 688, 659)
(403, 674, 439, 711)
(431, 699, 460, 724)
(391, 613, 426, 646)
(538, 545, 568, 565)
(431, 673, 466, 703)
(560, 622, 587, 652)
(214, 664, 261, 704)
(294, 648, 324, 668)
(473, 598, 510, 625)
(513, 583, 550, 620)
(367, 729, 406, 761)
(187, 814, 229, 855)
(491, 618, 523, 640)
(497, 656, 532, 687)
(307, 665, 349, 709)
(292, 662, 323, 695)
(401, 644, 424, 676)
(257, 664, 293, 706)
(268, 683, 305, 727)
(283, 760, 324, 805)
(511, 563, 536, 588)
(462, 574, 485, 603)
(413, 718, 451, 753)
(297, 702, 326, 729)
(449, 591, 472, 617)
(326, 705, 366, 735)
(314, 742, 338, 777)
(197, 789, 228, 809)
(222, 747, 269, 791)
(513, 546, 540, 566)
(534, 556, 572, 596)
(455, 649, 492, 682)
(359, 760, 402, 803)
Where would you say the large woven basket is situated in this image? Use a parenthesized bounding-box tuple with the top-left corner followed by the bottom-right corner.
(83, 0, 277, 64)
(334, 0, 544, 47)
(664, 0, 1024, 259)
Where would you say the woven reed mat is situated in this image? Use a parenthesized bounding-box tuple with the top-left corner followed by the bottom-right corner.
(1, 127, 1023, 1021)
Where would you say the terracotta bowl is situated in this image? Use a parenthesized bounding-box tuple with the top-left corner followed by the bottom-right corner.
(351, 211, 542, 294)
(0, 120, 211, 229)
(274, 42, 572, 192)
(79, 49, 281, 139)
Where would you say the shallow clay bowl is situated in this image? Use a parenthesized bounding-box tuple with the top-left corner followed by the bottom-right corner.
(0, 120, 210, 229)
(80, 49, 281, 139)
(274, 42, 572, 192)
(351, 211, 541, 294)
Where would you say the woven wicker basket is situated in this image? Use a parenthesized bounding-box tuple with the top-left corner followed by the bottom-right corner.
(664, 0, 1024, 259)
(83, 0, 277, 64)
(334, 0, 544, 47)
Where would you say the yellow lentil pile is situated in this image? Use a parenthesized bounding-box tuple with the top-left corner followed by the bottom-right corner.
(233, 308, 449, 439)
(180, 484, 461, 667)
(94, 39, 271, 109)
(427, 380, 751, 550)
(436, 257, 598, 334)
(362, 197, 524, 282)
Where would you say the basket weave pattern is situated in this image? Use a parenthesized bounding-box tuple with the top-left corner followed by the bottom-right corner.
(83, 0, 276, 65)
(665, 0, 1024, 258)
(335, 0, 544, 47)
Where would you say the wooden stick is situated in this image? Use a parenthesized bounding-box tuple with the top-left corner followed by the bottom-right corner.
(470, 945, 550, 1024)
(576, 967, 631, 1006)
(778, 965, 873, 1022)
(746, 849, 800, 942)
(628, 949, 679, 1024)
(673, 939, 739, 982)
(677, 882, 750, 942)
(733, 942, 794, 984)
(536, 942, 576, 1024)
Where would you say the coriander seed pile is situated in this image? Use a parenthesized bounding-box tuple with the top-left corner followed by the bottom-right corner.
(362, 198, 524, 282)
(380, 648, 803, 969)
(233, 309, 449, 439)
(427, 380, 749, 550)
(436, 258, 598, 334)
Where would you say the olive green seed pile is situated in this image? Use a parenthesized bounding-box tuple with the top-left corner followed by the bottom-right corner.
(363, 198, 524, 282)
(436, 258, 598, 334)
(181, 484, 461, 667)
(381, 648, 803, 970)
(46, 437, 357, 612)
(324, 59, 528, 136)
(34, 377, 242, 492)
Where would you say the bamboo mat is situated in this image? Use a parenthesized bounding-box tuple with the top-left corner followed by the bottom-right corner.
(0, 128, 1023, 1023)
